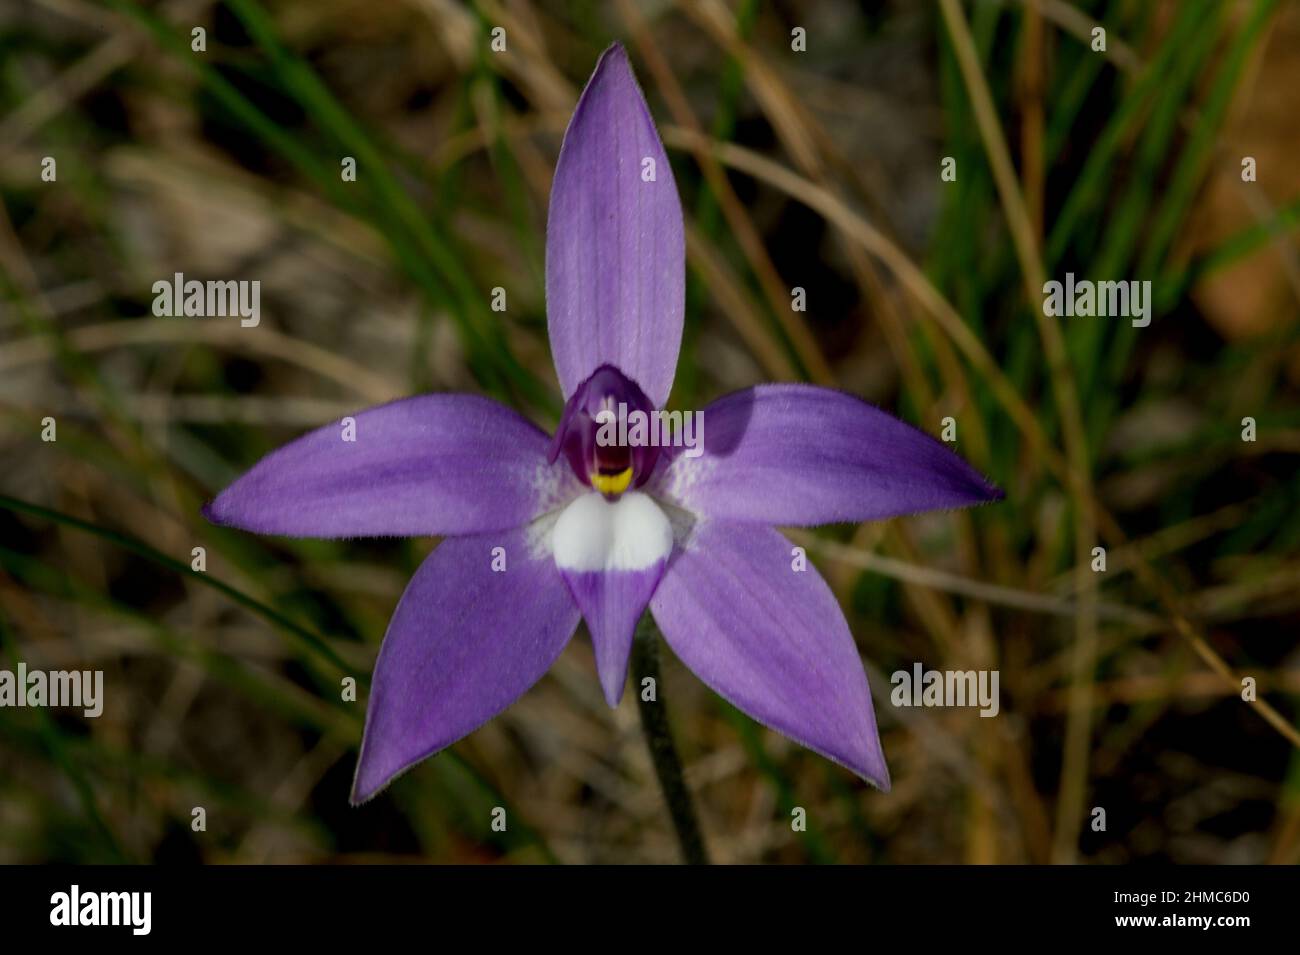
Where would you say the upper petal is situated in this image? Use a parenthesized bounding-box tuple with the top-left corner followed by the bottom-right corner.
(204, 393, 581, 538)
(546, 43, 685, 409)
(652, 384, 1002, 526)
(649, 519, 889, 789)
(352, 524, 580, 803)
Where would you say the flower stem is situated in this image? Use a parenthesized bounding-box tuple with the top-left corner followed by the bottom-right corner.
(631, 618, 710, 865)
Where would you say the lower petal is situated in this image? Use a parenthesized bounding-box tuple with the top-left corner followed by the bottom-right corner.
(352, 524, 580, 803)
(649, 519, 889, 789)
(552, 492, 673, 705)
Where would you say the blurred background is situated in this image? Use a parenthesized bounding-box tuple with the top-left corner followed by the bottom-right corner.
(2, 0, 1299, 864)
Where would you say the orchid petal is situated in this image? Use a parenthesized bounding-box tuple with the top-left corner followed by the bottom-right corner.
(204, 394, 580, 538)
(650, 519, 889, 788)
(546, 44, 684, 409)
(351, 524, 580, 803)
(653, 384, 1002, 526)
(552, 491, 673, 705)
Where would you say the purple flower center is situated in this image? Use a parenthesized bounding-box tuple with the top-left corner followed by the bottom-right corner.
(549, 363, 662, 500)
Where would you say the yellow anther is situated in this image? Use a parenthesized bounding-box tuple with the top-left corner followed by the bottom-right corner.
(591, 467, 634, 497)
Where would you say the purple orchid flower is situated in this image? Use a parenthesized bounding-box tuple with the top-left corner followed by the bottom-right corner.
(203, 44, 1002, 805)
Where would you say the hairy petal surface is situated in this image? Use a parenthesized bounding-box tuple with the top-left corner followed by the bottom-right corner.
(650, 519, 889, 789)
(204, 394, 579, 538)
(546, 44, 684, 409)
(553, 492, 673, 705)
(653, 384, 1002, 526)
(352, 525, 580, 803)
